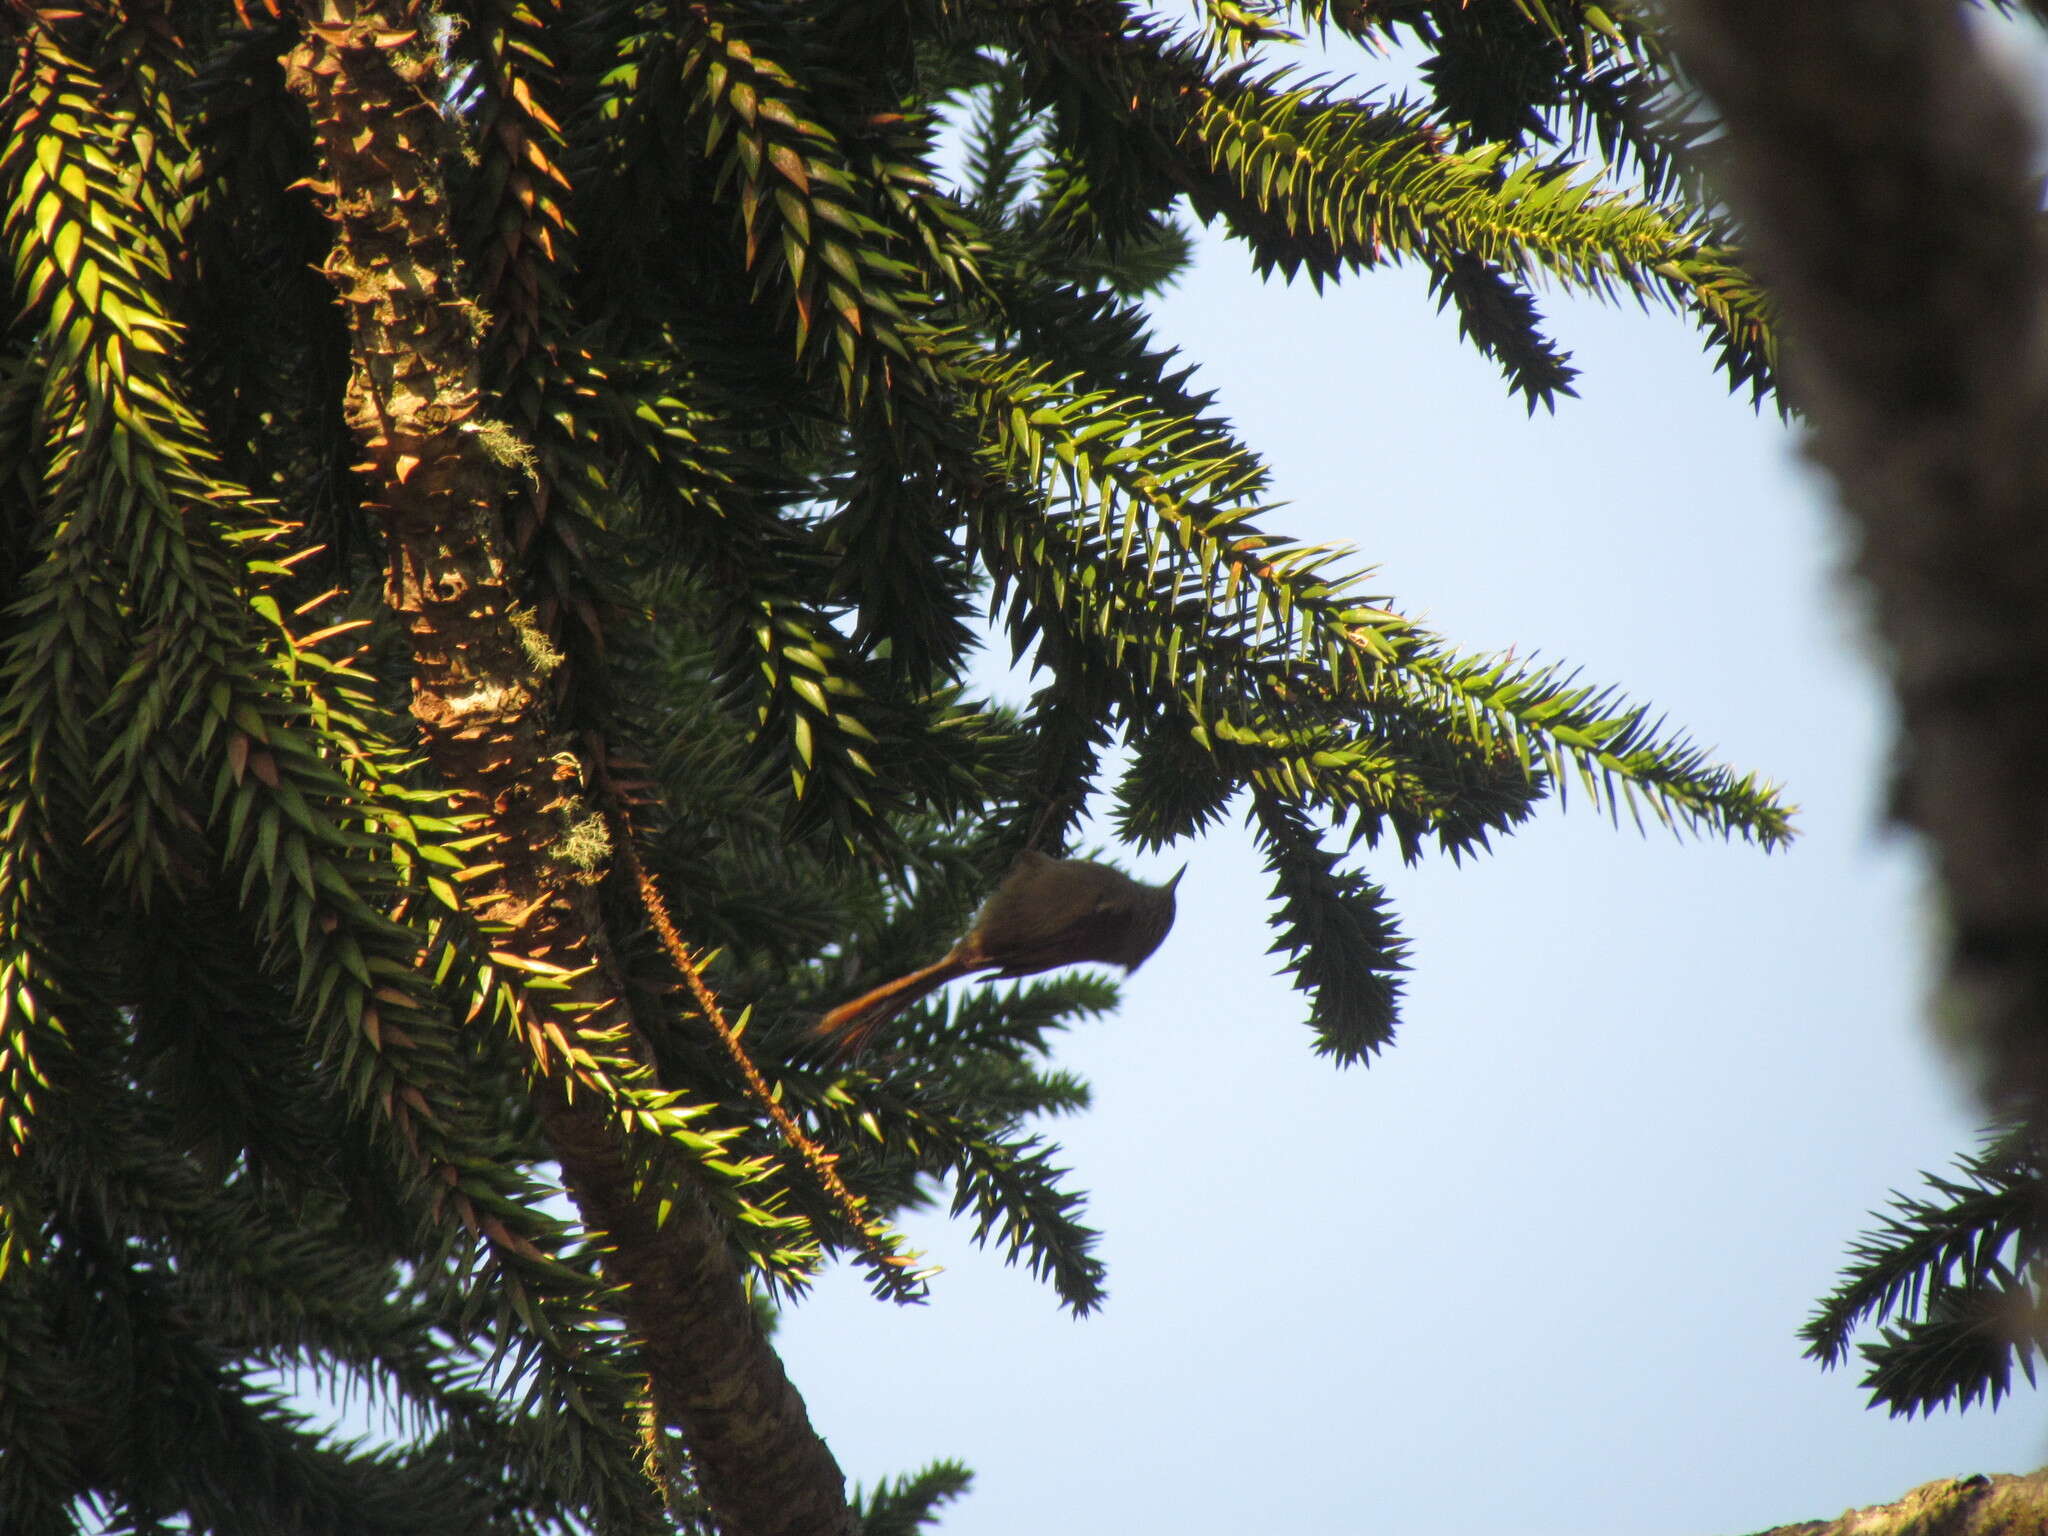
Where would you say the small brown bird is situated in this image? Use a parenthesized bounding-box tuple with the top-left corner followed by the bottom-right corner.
(815, 851, 1184, 1058)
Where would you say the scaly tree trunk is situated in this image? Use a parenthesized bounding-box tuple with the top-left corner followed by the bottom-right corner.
(280, 8, 856, 1534)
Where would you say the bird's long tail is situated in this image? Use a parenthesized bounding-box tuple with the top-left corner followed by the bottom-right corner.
(815, 950, 977, 1059)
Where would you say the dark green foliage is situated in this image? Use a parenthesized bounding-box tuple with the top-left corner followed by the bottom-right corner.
(852, 1459, 975, 1536)
(1252, 793, 1407, 1061)
(0, 1, 1791, 1530)
(1804, 1124, 2044, 1418)
(1290, 0, 1715, 203)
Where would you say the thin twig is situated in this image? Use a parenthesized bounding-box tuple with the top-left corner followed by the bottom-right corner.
(617, 823, 921, 1283)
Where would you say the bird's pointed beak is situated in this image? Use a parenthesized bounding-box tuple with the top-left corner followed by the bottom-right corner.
(1165, 864, 1187, 893)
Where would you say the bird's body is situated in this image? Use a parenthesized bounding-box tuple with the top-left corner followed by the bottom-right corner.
(815, 852, 1182, 1057)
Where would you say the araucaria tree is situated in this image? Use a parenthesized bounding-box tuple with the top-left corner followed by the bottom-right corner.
(0, 3, 1789, 1533)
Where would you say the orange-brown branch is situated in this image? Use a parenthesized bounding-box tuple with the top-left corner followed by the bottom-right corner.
(620, 828, 918, 1280)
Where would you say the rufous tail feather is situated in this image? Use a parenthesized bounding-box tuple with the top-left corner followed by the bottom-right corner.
(815, 952, 975, 1058)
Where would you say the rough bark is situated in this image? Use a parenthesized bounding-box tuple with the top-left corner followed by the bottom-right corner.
(280, 8, 856, 1534)
(1666, 0, 2048, 1107)
(1749, 1470, 2048, 1536)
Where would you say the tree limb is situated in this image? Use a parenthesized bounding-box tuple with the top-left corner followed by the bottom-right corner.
(1749, 1470, 2048, 1536)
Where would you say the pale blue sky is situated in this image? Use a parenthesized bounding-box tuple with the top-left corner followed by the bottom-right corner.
(772, 127, 2048, 1534)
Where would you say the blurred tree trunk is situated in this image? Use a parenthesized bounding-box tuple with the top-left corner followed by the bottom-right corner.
(1668, 0, 2048, 1109)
